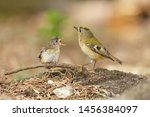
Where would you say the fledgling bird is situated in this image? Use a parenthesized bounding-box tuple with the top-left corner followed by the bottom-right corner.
(39, 37, 64, 64)
(74, 26, 122, 69)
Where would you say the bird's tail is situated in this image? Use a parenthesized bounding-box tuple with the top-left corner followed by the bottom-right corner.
(110, 55, 122, 65)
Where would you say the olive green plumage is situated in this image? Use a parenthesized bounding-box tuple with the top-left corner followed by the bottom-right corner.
(74, 26, 122, 69)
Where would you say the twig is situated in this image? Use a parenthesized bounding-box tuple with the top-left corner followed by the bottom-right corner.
(4, 65, 44, 75)
(4, 63, 81, 76)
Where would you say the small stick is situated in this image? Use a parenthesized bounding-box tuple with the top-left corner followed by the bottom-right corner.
(4, 65, 44, 75)
(4, 64, 80, 76)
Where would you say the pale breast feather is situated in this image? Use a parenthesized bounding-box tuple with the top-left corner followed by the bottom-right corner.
(41, 48, 60, 63)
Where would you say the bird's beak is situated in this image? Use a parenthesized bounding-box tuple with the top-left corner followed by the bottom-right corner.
(74, 26, 78, 31)
(59, 39, 65, 46)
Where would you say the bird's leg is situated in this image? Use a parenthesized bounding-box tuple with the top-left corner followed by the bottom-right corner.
(93, 60, 97, 70)
(47, 61, 57, 66)
(82, 59, 93, 70)
(53, 61, 57, 66)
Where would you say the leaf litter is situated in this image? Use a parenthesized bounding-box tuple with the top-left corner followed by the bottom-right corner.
(0, 65, 146, 100)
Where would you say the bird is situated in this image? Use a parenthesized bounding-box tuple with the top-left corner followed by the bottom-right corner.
(74, 26, 122, 69)
(39, 37, 64, 64)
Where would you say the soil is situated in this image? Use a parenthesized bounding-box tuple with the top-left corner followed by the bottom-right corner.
(0, 64, 148, 100)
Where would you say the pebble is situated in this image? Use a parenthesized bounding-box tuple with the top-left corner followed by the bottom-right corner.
(53, 86, 73, 98)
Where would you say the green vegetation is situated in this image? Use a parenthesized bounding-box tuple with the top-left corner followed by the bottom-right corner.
(39, 10, 67, 40)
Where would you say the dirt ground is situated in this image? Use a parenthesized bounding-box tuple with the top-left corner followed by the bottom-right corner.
(0, 64, 148, 100)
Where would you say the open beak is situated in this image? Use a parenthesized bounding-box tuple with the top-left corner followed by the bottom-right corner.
(74, 26, 78, 31)
(58, 39, 65, 46)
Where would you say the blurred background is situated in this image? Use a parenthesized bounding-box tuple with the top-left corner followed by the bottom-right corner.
(0, 0, 150, 79)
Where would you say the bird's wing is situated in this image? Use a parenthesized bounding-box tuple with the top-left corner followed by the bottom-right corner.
(38, 47, 46, 59)
(86, 43, 114, 61)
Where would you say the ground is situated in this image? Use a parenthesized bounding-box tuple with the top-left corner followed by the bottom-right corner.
(0, 64, 148, 100)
